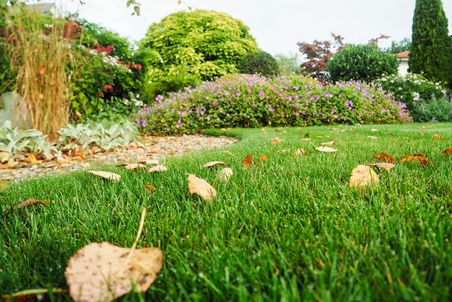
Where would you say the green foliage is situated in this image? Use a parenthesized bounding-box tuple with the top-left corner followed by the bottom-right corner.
(409, 0, 452, 87)
(58, 120, 138, 151)
(0, 121, 56, 161)
(411, 98, 452, 122)
(238, 51, 279, 76)
(328, 44, 398, 82)
(274, 54, 302, 75)
(139, 10, 259, 97)
(387, 38, 411, 54)
(374, 73, 446, 113)
(135, 74, 410, 135)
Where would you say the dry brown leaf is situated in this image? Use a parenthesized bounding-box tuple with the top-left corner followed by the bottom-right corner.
(260, 154, 267, 162)
(0, 152, 11, 163)
(65, 242, 163, 302)
(148, 165, 168, 173)
(432, 133, 444, 140)
(202, 161, 226, 168)
(442, 148, 452, 155)
(320, 141, 336, 147)
(27, 154, 43, 164)
(17, 198, 50, 209)
(368, 136, 378, 140)
(124, 163, 146, 171)
(418, 130, 425, 136)
(242, 154, 253, 168)
(300, 138, 311, 142)
(216, 167, 233, 182)
(401, 154, 430, 166)
(87, 171, 121, 182)
(187, 174, 216, 202)
(349, 165, 379, 189)
(369, 163, 396, 171)
(271, 137, 282, 144)
(371, 152, 395, 163)
(142, 159, 160, 166)
(293, 148, 307, 157)
(144, 182, 156, 193)
(316, 146, 337, 153)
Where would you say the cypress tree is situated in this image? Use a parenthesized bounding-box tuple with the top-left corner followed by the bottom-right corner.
(409, 0, 452, 87)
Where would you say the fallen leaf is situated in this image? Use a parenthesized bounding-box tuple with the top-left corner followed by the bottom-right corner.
(368, 136, 378, 140)
(0, 152, 11, 163)
(148, 165, 168, 173)
(187, 174, 216, 202)
(87, 171, 121, 182)
(202, 161, 226, 168)
(144, 182, 156, 193)
(242, 154, 253, 168)
(401, 154, 430, 166)
(38, 65, 46, 75)
(260, 154, 267, 162)
(320, 141, 336, 147)
(371, 128, 378, 132)
(369, 163, 396, 171)
(372, 153, 395, 163)
(271, 137, 282, 144)
(300, 138, 311, 142)
(27, 154, 43, 164)
(293, 148, 306, 157)
(216, 167, 233, 182)
(316, 146, 337, 153)
(442, 148, 452, 155)
(17, 198, 50, 208)
(142, 159, 159, 166)
(124, 163, 146, 171)
(65, 242, 163, 302)
(349, 165, 379, 189)
(418, 130, 425, 136)
(432, 133, 444, 140)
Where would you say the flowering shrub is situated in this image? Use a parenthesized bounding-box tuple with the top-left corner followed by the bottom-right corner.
(135, 74, 410, 135)
(373, 73, 446, 112)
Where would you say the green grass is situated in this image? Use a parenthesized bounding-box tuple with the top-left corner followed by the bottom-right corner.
(1, 123, 451, 301)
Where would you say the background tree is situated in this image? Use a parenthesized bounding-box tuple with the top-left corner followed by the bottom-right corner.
(138, 10, 258, 97)
(388, 38, 411, 54)
(409, 0, 452, 87)
(274, 53, 302, 75)
(238, 51, 279, 76)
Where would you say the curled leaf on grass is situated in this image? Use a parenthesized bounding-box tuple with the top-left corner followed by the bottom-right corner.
(371, 152, 395, 163)
(144, 182, 156, 193)
(142, 159, 159, 166)
(216, 167, 233, 182)
(432, 133, 444, 140)
(315, 146, 337, 153)
(401, 154, 430, 166)
(294, 148, 307, 157)
(418, 130, 425, 136)
(320, 141, 336, 147)
(242, 154, 253, 168)
(202, 161, 226, 168)
(369, 163, 396, 171)
(148, 165, 168, 173)
(65, 209, 163, 302)
(368, 136, 378, 140)
(349, 165, 379, 189)
(124, 163, 146, 171)
(442, 148, 452, 155)
(17, 198, 50, 209)
(300, 138, 311, 142)
(271, 137, 282, 144)
(188, 174, 216, 202)
(87, 171, 121, 182)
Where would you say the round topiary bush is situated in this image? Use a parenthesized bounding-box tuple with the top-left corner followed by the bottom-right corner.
(138, 10, 259, 97)
(328, 44, 398, 82)
(135, 74, 410, 135)
(238, 51, 280, 76)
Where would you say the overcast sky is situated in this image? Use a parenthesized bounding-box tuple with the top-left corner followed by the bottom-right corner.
(57, 0, 452, 55)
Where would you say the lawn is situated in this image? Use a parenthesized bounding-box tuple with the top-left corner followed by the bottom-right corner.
(1, 123, 451, 301)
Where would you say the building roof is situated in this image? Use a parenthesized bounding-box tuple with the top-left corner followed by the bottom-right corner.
(396, 51, 409, 59)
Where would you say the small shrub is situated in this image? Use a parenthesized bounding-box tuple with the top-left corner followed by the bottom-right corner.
(238, 51, 279, 76)
(411, 98, 452, 122)
(135, 74, 410, 135)
(374, 73, 446, 112)
(328, 44, 398, 82)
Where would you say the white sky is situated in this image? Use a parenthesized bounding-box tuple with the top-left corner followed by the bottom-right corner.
(57, 0, 452, 55)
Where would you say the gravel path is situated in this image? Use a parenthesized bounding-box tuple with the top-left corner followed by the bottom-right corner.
(0, 135, 237, 183)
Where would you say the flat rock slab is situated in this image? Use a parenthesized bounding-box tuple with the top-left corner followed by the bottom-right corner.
(0, 135, 237, 183)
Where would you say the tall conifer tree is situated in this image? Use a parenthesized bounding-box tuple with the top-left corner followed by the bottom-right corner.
(409, 0, 452, 87)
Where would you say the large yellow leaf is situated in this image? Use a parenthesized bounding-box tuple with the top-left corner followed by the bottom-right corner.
(187, 174, 216, 202)
(65, 242, 163, 302)
(349, 165, 379, 189)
